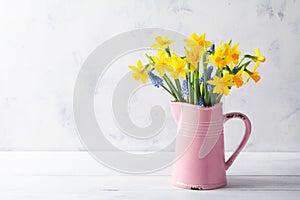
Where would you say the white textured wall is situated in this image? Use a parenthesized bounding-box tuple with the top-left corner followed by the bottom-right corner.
(0, 0, 299, 151)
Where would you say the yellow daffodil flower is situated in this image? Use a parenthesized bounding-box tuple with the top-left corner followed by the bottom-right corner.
(250, 72, 261, 83)
(185, 33, 212, 49)
(210, 42, 241, 69)
(253, 48, 266, 71)
(151, 51, 173, 76)
(185, 47, 203, 71)
(232, 67, 245, 88)
(151, 35, 174, 49)
(209, 42, 230, 68)
(244, 69, 261, 83)
(232, 76, 243, 88)
(128, 60, 150, 84)
(207, 73, 235, 96)
(230, 43, 241, 65)
(242, 48, 265, 83)
(255, 48, 266, 62)
(169, 56, 189, 79)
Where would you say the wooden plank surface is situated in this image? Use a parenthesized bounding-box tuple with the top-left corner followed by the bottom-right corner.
(0, 176, 299, 200)
(0, 152, 299, 199)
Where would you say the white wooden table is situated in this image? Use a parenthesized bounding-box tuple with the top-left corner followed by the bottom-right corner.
(0, 152, 299, 200)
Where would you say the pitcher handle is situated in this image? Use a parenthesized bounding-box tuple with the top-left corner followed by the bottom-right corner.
(224, 112, 252, 170)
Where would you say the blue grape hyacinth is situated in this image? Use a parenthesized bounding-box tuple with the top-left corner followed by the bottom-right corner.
(207, 83, 214, 91)
(200, 66, 214, 83)
(232, 66, 238, 74)
(208, 44, 215, 53)
(181, 79, 188, 98)
(147, 71, 163, 88)
(198, 97, 204, 106)
(200, 66, 214, 91)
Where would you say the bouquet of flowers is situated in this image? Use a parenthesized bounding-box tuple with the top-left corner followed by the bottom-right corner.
(128, 33, 266, 107)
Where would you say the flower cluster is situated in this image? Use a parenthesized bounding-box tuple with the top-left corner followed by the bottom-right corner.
(128, 33, 266, 107)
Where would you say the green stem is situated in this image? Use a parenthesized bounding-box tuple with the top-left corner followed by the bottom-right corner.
(240, 61, 252, 70)
(163, 74, 182, 101)
(175, 79, 182, 98)
(193, 63, 200, 105)
(187, 63, 192, 103)
(193, 74, 197, 104)
(163, 76, 178, 101)
(237, 56, 245, 67)
(165, 47, 171, 57)
(202, 52, 210, 106)
(215, 94, 223, 104)
(160, 84, 173, 96)
(145, 54, 155, 65)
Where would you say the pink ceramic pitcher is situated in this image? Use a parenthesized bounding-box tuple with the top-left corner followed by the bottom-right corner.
(170, 102, 251, 190)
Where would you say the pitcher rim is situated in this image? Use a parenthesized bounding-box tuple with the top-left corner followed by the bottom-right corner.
(169, 101, 223, 110)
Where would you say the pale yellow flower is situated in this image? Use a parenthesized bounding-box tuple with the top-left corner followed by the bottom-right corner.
(151, 35, 174, 49)
(207, 73, 235, 96)
(128, 60, 150, 84)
